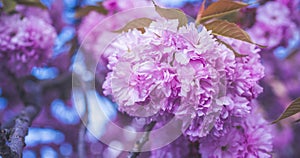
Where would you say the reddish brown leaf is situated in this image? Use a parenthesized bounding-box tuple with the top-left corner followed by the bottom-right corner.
(201, 1, 248, 21)
(204, 20, 257, 46)
(273, 98, 300, 123)
(75, 5, 108, 18)
(153, 0, 188, 28)
(113, 18, 154, 33)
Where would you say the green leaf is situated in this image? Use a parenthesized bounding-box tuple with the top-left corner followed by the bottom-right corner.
(152, 0, 188, 28)
(201, 0, 248, 22)
(17, 0, 47, 9)
(113, 18, 154, 33)
(216, 38, 247, 57)
(75, 5, 108, 18)
(272, 97, 300, 123)
(2, 0, 17, 13)
(204, 20, 261, 47)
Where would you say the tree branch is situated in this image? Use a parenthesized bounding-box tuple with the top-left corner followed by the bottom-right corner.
(128, 121, 156, 158)
(0, 71, 72, 157)
(7, 106, 41, 158)
(0, 128, 16, 158)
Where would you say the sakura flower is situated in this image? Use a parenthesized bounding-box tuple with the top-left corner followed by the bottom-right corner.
(0, 13, 56, 77)
(199, 106, 273, 158)
(256, 1, 291, 27)
(78, 0, 153, 62)
(103, 19, 237, 136)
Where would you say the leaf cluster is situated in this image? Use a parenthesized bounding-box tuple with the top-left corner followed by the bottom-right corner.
(114, 0, 264, 57)
(196, 0, 264, 56)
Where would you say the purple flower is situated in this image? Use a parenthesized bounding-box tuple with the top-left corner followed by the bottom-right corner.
(199, 106, 273, 158)
(16, 5, 52, 24)
(0, 13, 56, 77)
(248, 23, 283, 48)
(185, 37, 265, 139)
(247, 0, 298, 49)
(102, 18, 265, 138)
(77, 11, 106, 57)
(78, 0, 152, 63)
(224, 38, 264, 100)
(256, 1, 291, 27)
(103, 61, 165, 116)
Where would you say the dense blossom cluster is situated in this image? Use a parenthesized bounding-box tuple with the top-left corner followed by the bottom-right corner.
(185, 37, 265, 141)
(0, 7, 56, 77)
(102, 17, 272, 156)
(248, 0, 299, 49)
(199, 104, 273, 158)
(103, 19, 231, 122)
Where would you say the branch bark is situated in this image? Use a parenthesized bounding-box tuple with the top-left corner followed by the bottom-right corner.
(128, 121, 156, 158)
(0, 71, 72, 157)
(0, 128, 16, 158)
(7, 106, 41, 158)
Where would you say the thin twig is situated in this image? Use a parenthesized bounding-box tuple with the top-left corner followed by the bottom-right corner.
(39, 72, 72, 91)
(128, 121, 157, 158)
(78, 91, 89, 158)
(76, 71, 91, 158)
